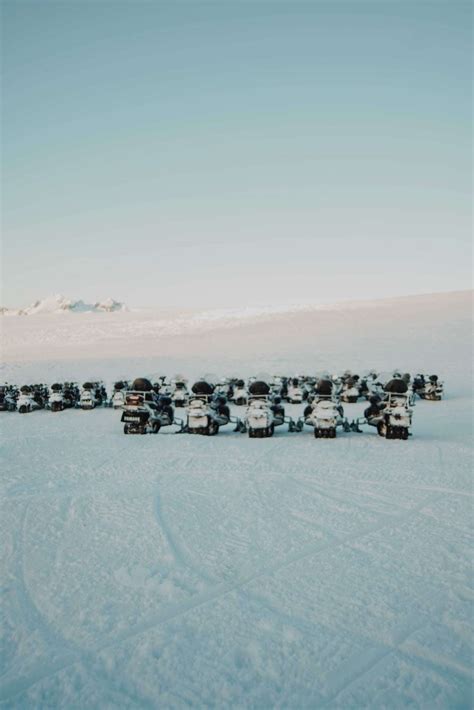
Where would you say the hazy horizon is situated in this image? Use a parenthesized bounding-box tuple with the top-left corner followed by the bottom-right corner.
(2, 1, 472, 309)
(2, 285, 472, 313)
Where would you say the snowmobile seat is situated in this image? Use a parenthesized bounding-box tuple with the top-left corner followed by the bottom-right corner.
(132, 378, 153, 392)
(192, 381, 214, 395)
(384, 378, 408, 394)
(316, 379, 333, 396)
(249, 381, 270, 396)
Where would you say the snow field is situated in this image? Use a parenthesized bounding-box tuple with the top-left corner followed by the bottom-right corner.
(1, 290, 472, 707)
(1, 394, 472, 707)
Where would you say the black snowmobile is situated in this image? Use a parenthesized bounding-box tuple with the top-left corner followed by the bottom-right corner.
(122, 378, 174, 434)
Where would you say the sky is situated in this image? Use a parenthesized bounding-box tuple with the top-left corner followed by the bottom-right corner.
(1, 0, 472, 309)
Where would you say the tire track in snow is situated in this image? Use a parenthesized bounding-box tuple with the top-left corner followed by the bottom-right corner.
(319, 620, 429, 707)
(0, 488, 448, 703)
(153, 486, 217, 586)
(0, 501, 82, 697)
(4, 442, 147, 501)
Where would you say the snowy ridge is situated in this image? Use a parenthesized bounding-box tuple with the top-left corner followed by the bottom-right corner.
(1, 294, 127, 316)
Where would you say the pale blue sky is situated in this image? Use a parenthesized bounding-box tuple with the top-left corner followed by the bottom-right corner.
(2, 0, 472, 308)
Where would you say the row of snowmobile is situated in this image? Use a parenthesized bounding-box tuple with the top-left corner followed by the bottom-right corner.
(0, 381, 108, 413)
(0, 371, 443, 416)
(214, 372, 444, 405)
(117, 373, 441, 440)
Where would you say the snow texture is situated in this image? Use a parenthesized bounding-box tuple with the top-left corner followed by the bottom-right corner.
(1, 291, 473, 708)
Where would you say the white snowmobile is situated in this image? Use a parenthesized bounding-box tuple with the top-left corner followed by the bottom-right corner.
(340, 376, 360, 403)
(419, 375, 443, 401)
(270, 375, 284, 397)
(303, 379, 346, 438)
(17, 385, 45, 414)
(214, 378, 232, 400)
(362, 377, 414, 439)
(121, 378, 174, 434)
(242, 381, 286, 438)
(49, 384, 65, 412)
(185, 381, 230, 435)
(364, 393, 413, 439)
(80, 381, 106, 410)
(49, 383, 77, 412)
(286, 378, 304, 404)
(232, 379, 248, 406)
(111, 381, 129, 409)
(171, 377, 189, 408)
(304, 397, 345, 438)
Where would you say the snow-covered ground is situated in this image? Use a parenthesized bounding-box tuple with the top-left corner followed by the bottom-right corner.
(1, 291, 473, 708)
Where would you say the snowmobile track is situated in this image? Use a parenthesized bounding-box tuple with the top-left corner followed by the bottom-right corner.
(0, 485, 453, 704)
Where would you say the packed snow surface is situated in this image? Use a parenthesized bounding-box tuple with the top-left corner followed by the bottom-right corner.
(1, 291, 473, 708)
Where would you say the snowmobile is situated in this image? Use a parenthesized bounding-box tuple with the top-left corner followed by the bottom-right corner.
(171, 377, 189, 408)
(286, 378, 304, 404)
(121, 378, 174, 434)
(357, 371, 379, 400)
(0, 385, 18, 412)
(364, 393, 413, 439)
(241, 381, 287, 438)
(17, 385, 45, 414)
(215, 378, 233, 400)
(80, 381, 106, 410)
(49, 383, 77, 412)
(304, 397, 346, 438)
(232, 379, 248, 406)
(302, 379, 347, 438)
(111, 381, 129, 409)
(185, 381, 230, 435)
(412, 374, 425, 396)
(154, 377, 172, 397)
(340, 376, 360, 403)
(270, 375, 285, 398)
(362, 378, 414, 439)
(418, 374, 443, 401)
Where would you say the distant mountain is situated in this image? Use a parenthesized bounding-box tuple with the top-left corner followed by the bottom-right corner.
(1, 294, 128, 315)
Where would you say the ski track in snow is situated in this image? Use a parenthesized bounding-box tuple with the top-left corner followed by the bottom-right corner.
(1, 291, 473, 708)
